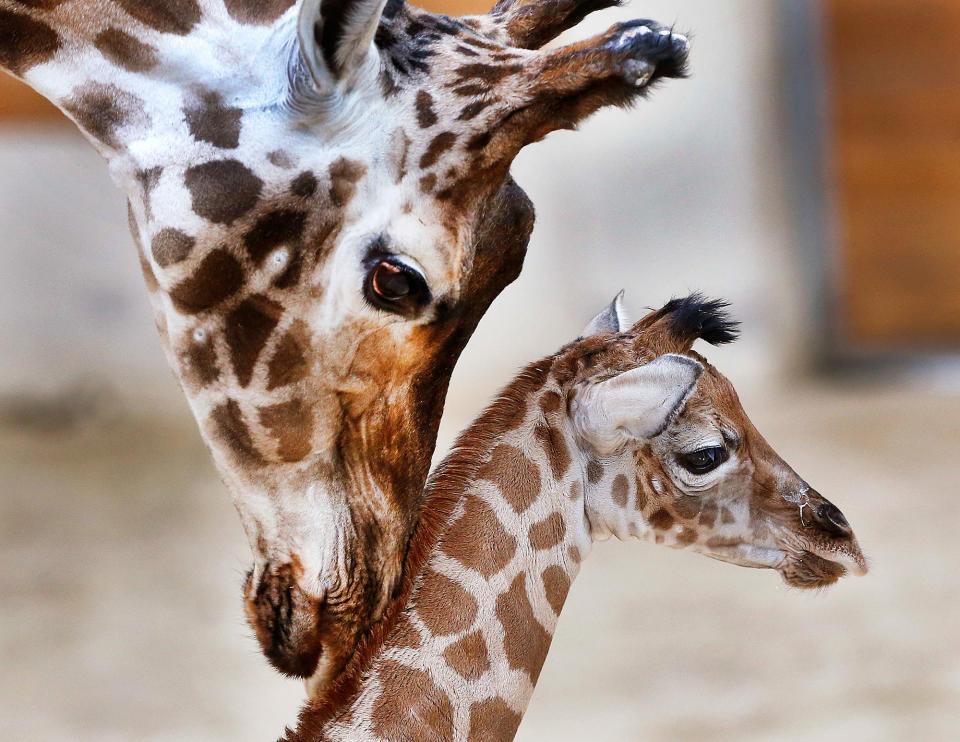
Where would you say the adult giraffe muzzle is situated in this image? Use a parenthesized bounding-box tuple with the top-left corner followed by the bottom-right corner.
(0, 0, 689, 687)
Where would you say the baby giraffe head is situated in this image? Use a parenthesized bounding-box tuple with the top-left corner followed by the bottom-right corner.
(567, 294, 867, 587)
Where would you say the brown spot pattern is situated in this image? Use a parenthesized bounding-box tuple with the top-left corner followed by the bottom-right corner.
(266, 321, 311, 390)
(477, 444, 540, 513)
(611, 474, 629, 507)
(538, 390, 562, 416)
(676, 527, 698, 546)
(419, 131, 456, 169)
(259, 399, 313, 462)
(243, 209, 306, 265)
(0, 10, 60, 75)
(586, 459, 603, 484)
(329, 157, 366, 207)
(185, 160, 263, 225)
(674, 495, 701, 520)
(454, 62, 522, 85)
(467, 131, 492, 151)
(541, 565, 570, 615)
(648, 508, 675, 530)
(169, 249, 243, 313)
(94, 28, 158, 72)
(182, 334, 219, 387)
(210, 399, 262, 464)
(699, 500, 719, 528)
(185, 91, 243, 149)
(529, 511, 565, 550)
(443, 631, 489, 680)
(569, 481, 581, 500)
(442, 495, 517, 577)
(223, 0, 294, 24)
(534, 423, 570, 479)
(496, 573, 552, 684)
(64, 82, 145, 148)
(419, 173, 437, 193)
(151, 228, 194, 267)
(416, 568, 477, 637)
(468, 697, 522, 742)
(371, 660, 453, 741)
(291, 171, 317, 198)
(634, 475, 648, 511)
(225, 295, 283, 387)
(415, 90, 437, 128)
(458, 100, 492, 121)
(721, 506, 736, 524)
(390, 613, 422, 650)
(114, 0, 201, 35)
(267, 150, 294, 168)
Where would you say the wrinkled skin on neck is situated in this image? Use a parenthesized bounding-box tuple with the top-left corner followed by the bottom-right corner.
(0, 0, 688, 685)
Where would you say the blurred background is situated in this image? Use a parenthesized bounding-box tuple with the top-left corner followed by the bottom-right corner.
(1, 0, 958, 740)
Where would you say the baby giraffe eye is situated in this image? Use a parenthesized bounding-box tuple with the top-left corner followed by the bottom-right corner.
(678, 446, 729, 475)
(363, 256, 431, 317)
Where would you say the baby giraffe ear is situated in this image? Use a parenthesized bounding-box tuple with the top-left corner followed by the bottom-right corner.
(580, 291, 629, 338)
(572, 354, 704, 454)
(298, 0, 387, 87)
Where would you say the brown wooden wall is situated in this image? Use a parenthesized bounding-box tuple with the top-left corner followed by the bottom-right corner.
(825, 0, 960, 348)
(0, 75, 62, 121)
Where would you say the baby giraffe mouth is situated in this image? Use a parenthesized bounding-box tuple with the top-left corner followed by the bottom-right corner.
(703, 543, 866, 589)
(778, 550, 848, 589)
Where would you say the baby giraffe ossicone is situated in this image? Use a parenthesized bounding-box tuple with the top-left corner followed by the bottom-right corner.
(287, 293, 868, 741)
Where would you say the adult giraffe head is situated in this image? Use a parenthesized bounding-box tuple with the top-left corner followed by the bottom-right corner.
(0, 0, 689, 683)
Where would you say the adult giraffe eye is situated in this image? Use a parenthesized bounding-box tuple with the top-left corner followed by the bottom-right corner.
(678, 446, 728, 475)
(363, 256, 431, 317)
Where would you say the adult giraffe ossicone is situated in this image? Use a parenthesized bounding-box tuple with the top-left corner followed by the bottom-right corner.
(0, 0, 688, 685)
(288, 294, 868, 741)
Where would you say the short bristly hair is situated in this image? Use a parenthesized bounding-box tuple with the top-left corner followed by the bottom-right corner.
(637, 293, 740, 348)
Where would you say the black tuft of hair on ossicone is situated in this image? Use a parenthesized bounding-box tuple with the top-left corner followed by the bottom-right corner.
(661, 293, 740, 346)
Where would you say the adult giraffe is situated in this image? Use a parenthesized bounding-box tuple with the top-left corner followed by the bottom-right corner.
(0, 0, 688, 688)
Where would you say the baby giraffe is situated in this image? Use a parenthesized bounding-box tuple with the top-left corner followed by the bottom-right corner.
(286, 294, 868, 742)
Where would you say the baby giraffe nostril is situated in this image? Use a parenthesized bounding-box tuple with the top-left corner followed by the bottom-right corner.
(816, 503, 851, 537)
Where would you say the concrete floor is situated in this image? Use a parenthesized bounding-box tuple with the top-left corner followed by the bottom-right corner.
(1, 378, 958, 741)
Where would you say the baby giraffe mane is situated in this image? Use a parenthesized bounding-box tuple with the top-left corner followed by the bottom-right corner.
(288, 355, 557, 736)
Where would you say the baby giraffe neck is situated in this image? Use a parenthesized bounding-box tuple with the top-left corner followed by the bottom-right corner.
(291, 358, 594, 742)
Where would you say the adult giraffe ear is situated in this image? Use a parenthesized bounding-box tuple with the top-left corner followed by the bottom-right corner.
(580, 290, 629, 338)
(572, 354, 703, 454)
(298, 0, 387, 86)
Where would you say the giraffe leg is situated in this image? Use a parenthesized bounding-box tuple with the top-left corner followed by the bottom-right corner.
(486, 0, 623, 50)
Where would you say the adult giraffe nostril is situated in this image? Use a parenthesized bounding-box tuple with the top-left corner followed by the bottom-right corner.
(815, 502, 852, 538)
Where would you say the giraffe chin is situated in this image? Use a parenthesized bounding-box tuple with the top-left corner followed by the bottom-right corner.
(243, 563, 326, 678)
(777, 551, 849, 589)
(703, 544, 853, 589)
(704, 544, 867, 589)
